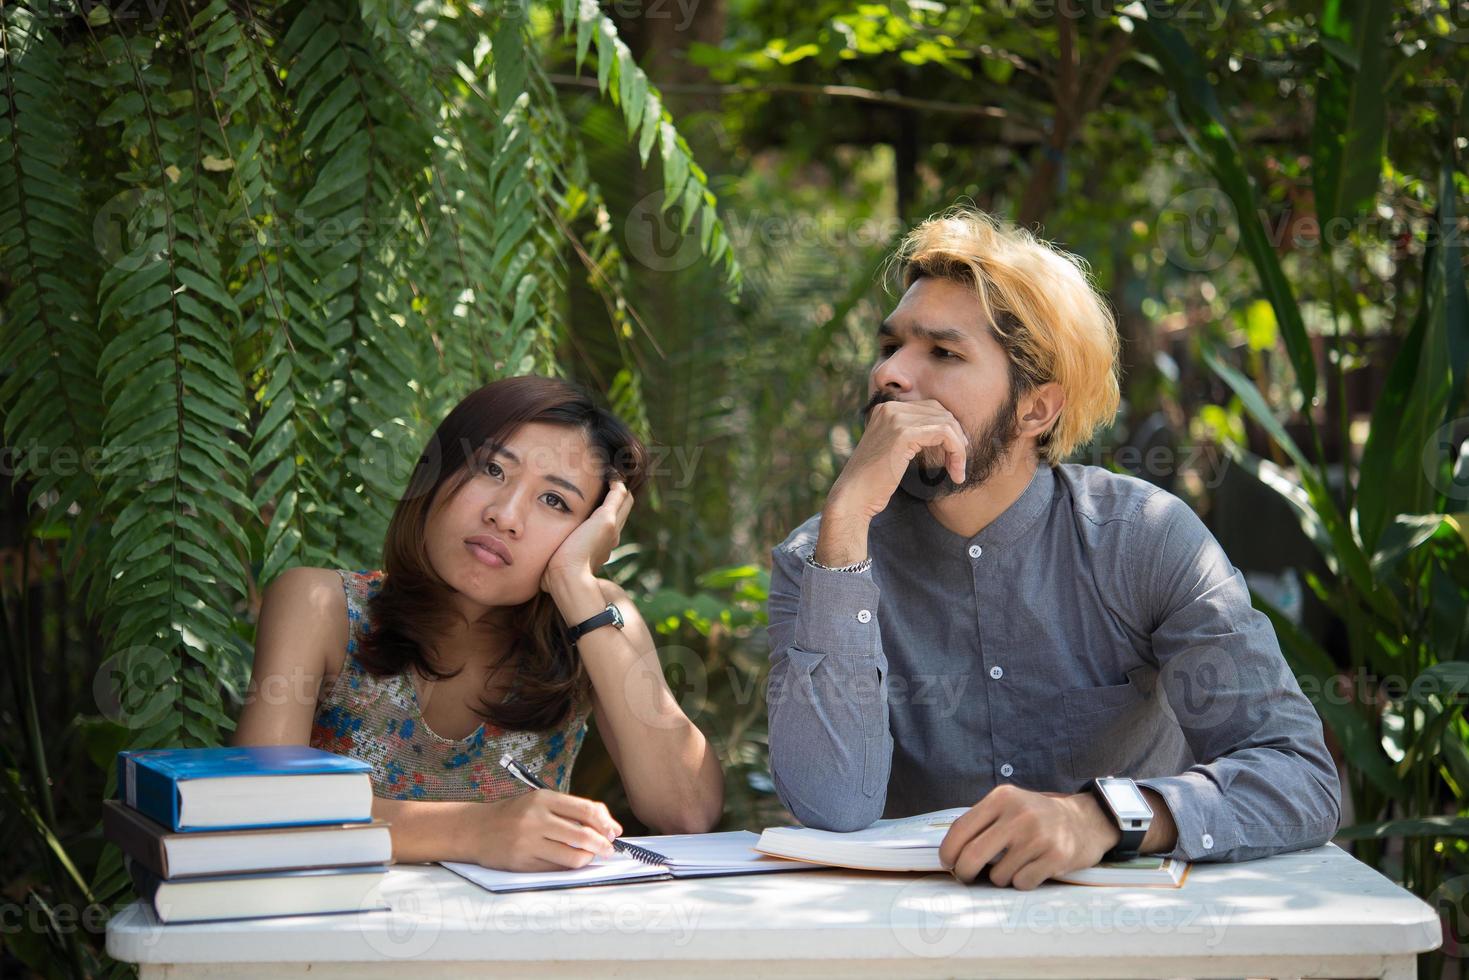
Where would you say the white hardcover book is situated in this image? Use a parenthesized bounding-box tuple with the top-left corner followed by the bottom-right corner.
(756, 809, 1190, 887)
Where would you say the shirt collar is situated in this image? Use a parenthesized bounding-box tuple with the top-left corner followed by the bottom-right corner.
(884, 462, 1056, 552)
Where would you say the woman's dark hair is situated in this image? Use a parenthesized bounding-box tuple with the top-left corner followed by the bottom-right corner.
(356, 376, 648, 731)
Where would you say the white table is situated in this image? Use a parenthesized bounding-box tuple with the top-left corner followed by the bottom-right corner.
(107, 843, 1441, 978)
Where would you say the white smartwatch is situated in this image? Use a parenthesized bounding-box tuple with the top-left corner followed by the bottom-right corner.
(1089, 776, 1153, 861)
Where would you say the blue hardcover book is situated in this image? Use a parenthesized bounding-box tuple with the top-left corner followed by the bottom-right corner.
(116, 746, 374, 832)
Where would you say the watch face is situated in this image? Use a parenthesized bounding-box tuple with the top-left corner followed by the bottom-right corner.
(610, 603, 625, 628)
(1097, 777, 1152, 820)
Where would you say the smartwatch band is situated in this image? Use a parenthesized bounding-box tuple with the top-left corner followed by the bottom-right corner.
(1104, 825, 1147, 862)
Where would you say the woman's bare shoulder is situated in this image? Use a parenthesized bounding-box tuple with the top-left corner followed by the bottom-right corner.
(259, 566, 350, 681)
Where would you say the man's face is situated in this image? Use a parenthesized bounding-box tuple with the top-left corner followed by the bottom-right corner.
(864, 276, 1022, 497)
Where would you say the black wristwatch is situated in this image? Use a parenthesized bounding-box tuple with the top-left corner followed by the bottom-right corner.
(1088, 776, 1153, 861)
(566, 603, 625, 645)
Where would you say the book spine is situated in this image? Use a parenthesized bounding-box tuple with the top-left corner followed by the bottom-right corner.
(147, 769, 181, 831)
(118, 755, 183, 831)
(102, 804, 171, 879)
(122, 855, 166, 922)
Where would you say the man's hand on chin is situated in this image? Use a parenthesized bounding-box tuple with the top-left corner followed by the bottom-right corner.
(937, 784, 1122, 890)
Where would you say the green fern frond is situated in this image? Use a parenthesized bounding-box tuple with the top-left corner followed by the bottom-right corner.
(1, 0, 744, 755)
(184, 0, 344, 586)
(0, 3, 106, 592)
(524, 58, 653, 432)
(90, 15, 253, 749)
(281, 0, 434, 569)
(360, 3, 517, 409)
(562, 0, 742, 294)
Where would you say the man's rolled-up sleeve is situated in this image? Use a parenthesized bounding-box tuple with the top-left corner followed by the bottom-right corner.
(766, 542, 892, 832)
(1129, 491, 1342, 863)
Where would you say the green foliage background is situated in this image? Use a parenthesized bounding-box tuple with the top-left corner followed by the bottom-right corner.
(0, 0, 735, 972)
(2, 0, 1469, 976)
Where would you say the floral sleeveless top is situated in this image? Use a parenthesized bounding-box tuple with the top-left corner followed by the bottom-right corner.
(308, 569, 590, 802)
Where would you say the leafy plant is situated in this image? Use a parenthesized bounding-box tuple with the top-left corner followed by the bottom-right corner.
(0, 0, 735, 973)
(639, 564, 783, 829)
(1137, 6, 1469, 971)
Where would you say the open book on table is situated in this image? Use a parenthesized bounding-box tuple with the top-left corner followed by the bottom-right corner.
(754, 808, 1190, 887)
(443, 830, 823, 893)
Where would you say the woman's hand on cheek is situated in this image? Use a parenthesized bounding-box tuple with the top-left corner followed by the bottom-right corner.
(540, 480, 634, 592)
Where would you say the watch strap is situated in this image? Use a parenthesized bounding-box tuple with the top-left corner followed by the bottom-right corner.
(1103, 826, 1147, 862)
(566, 604, 622, 645)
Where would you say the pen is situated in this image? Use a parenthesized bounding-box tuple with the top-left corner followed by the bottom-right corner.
(497, 753, 669, 867)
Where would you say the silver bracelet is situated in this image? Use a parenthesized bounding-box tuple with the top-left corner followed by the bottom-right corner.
(805, 552, 873, 574)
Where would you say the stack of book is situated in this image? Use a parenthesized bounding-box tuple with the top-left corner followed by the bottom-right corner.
(105, 745, 392, 924)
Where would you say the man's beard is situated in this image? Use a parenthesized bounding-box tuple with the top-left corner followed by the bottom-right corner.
(861, 390, 1021, 501)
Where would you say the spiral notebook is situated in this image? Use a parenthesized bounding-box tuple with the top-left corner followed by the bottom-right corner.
(442, 830, 823, 893)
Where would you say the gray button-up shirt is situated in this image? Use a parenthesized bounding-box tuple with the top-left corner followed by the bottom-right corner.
(766, 462, 1341, 863)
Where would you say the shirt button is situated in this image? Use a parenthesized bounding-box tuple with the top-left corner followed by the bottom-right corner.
(968, 544, 983, 559)
(999, 763, 1014, 778)
(856, 609, 872, 624)
(989, 666, 1003, 680)
(1201, 833, 1214, 850)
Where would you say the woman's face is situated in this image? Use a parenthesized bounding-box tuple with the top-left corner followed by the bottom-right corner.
(425, 422, 606, 611)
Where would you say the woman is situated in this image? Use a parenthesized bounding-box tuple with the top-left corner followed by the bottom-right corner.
(233, 376, 724, 871)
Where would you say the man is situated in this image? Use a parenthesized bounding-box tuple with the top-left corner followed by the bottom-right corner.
(765, 207, 1340, 891)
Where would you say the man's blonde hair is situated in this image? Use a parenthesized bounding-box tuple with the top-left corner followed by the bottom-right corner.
(892, 207, 1120, 465)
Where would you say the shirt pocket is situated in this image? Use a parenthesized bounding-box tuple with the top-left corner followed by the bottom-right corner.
(1062, 666, 1161, 785)
(862, 733, 889, 798)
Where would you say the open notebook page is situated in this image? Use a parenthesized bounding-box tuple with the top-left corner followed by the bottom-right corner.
(622, 830, 823, 875)
(442, 831, 820, 893)
(442, 852, 663, 893)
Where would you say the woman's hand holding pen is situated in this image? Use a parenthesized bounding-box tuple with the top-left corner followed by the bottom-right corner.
(474, 789, 624, 872)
